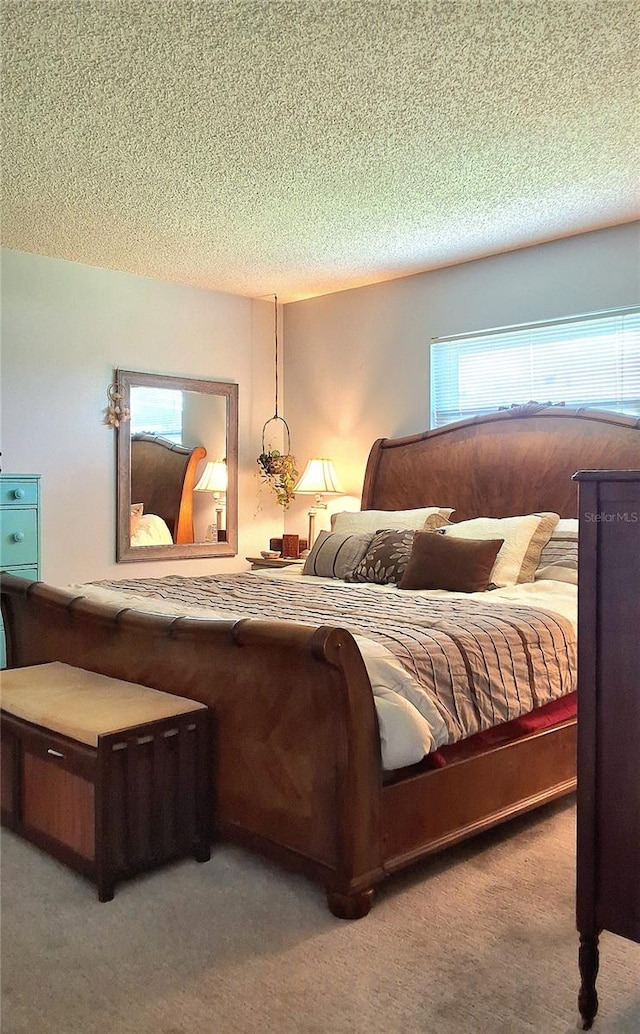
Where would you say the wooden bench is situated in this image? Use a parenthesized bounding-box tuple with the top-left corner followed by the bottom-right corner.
(0, 662, 212, 900)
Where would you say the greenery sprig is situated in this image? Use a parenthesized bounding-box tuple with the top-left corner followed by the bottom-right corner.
(257, 449, 297, 508)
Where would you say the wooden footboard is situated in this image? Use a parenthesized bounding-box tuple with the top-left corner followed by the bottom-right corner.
(0, 574, 385, 915)
(1, 573, 577, 918)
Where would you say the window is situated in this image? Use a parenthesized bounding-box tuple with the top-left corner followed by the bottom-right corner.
(430, 307, 640, 428)
(130, 386, 184, 443)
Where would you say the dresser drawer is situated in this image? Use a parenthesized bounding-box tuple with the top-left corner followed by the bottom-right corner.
(0, 509, 38, 568)
(0, 475, 41, 671)
(0, 481, 39, 507)
(0, 563, 38, 580)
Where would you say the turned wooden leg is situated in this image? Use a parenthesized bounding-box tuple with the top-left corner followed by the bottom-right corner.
(194, 841, 211, 863)
(97, 877, 115, 903)
(326, 888, 374, 920)
(578, 931, 600, 1030)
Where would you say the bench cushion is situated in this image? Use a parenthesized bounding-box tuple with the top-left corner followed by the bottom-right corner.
(0, 662, 205, 746)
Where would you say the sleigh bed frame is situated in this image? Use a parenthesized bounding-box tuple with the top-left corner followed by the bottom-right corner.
(128, 432, 206, 547)
(2, 406, 639, 917)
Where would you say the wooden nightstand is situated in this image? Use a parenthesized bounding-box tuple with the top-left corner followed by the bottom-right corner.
(246, 556, 305, 570)
(0, 662, 211, 901)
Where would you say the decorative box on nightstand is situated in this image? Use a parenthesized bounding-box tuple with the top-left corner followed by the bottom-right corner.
(0, 475, 41, 668)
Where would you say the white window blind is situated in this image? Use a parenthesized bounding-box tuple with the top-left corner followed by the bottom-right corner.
(430, 307, 640, 428)
(130, 386, 184, 443)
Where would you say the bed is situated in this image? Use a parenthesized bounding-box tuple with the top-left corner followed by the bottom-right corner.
(2, 406, 639, 917)
(129, 432, 206, 545)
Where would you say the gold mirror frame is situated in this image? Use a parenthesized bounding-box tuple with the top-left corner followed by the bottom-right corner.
(116, 369, 239, 561)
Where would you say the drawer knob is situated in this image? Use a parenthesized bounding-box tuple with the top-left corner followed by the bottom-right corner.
(47, 748, 65, 758)
(11, 531, 25, 543)
(12, 488, 25, 500)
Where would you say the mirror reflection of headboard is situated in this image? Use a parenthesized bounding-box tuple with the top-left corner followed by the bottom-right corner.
(116, 370, 239, 562)
(131, 433, 206, 544)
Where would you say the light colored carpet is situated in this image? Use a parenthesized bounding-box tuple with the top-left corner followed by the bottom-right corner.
(1, 798, 638, 1034)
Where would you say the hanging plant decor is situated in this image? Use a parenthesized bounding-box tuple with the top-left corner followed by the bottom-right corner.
(258, 432, 298, 508)
(257, 296, 297, 508)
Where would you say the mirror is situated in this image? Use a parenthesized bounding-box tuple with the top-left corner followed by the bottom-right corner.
(116, 370, 239, 561)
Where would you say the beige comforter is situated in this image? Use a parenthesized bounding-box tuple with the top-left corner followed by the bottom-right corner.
(84, 573, 576, 769)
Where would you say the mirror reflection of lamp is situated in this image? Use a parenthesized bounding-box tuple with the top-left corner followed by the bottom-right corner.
(195, 460, 228, 541)
(293, 458, 343, 550)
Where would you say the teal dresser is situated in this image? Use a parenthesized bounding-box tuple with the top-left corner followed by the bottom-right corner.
(1, 475, 41, 667)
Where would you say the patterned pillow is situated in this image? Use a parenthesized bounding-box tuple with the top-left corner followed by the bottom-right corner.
(302, 530, 374, 579)
(346, 513, 452, 585)
(347, 528, 416, 585)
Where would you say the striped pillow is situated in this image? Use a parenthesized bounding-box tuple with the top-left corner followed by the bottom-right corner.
(302, 530, 374, 579)
(535, 519, 579, 583)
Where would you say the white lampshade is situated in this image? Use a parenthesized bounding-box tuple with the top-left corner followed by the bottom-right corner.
(294, 458, 343, 550)
(294, 458, 343, 496)
(195, 460, 228, 494)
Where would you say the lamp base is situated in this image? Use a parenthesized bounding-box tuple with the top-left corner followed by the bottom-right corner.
(308, 510, 316, 549)
(204, 526, 227, 543)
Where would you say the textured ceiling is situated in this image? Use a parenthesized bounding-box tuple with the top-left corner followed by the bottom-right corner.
(2, 0, 639, 303)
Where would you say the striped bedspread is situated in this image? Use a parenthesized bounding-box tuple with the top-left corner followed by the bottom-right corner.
(90, 574, 576, 754)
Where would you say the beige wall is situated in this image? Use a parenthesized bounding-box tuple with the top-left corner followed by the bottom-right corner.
(283, 223, 640, 538)
(0, 249, 287, 584)
(3, 225, 638, 581)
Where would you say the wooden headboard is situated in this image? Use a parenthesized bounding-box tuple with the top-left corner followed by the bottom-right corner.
(131, 433, 206, 543)
(361, 406, 640, 520)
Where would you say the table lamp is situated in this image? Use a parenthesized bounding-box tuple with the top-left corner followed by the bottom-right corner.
(195, 460, 228, 540)
(293, 458, 343, 548)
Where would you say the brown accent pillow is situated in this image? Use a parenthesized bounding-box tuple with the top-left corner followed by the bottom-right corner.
(348, 513, 451, 586)
(398, 531, 505, 593)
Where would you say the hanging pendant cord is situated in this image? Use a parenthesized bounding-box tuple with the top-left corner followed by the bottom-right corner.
(260, 293, 291, 455)
(274, 294, 279, 418)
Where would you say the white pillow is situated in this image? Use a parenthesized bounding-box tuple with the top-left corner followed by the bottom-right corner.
(131, 514, 173, 547)
(555, 518, 579, 534)
(331, 507, 454, 534)
(443, 513, 560, 586)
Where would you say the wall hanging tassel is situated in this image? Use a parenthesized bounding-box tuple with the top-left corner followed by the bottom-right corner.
(104, 382, 130, 428)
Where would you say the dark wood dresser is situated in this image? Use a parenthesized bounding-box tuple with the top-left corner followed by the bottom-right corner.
(574, 470, 640, 1029)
